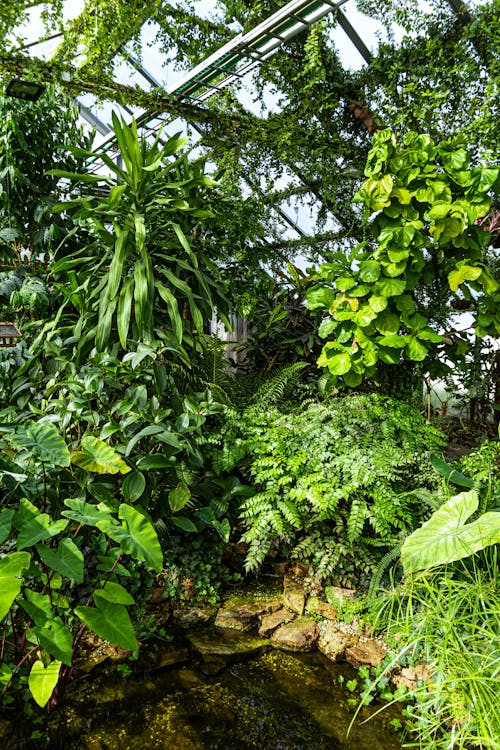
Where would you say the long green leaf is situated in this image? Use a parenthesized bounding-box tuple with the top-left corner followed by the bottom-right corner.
(156, 282, 183, 343)
(117, 276, 134, 349)
(171, 222, 198, 267)
(107, 226, 130, 300)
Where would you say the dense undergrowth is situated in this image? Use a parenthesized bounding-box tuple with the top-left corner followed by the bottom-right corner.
(0, 91, 498, 750)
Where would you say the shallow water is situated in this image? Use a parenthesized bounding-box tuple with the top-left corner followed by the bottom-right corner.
(37, 643, 403, 750)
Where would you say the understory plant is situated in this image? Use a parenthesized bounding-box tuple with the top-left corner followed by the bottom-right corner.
(366, 549, 499, 750)
(358, 470, 500, 749)
(306, 130, 499, 389)
(209, 392, 444, 586)
(0, 421, 163, 711)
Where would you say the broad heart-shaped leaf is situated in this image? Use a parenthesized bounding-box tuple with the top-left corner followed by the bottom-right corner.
(105, 504, 163, 572)
(62, 498, 115, 528)
(10, 422, 70, 467)
(14, 498, 69, 550)
(19, 589, 53, 626)
(0, 552, 31, 622)
(75, 600, 138, 651)
(36, 539, 84, 584)
(32, 618, 73, 665)
(71, 436, 131, 475)
(28, 660, 62, 708)
(401, 491, 500, 574)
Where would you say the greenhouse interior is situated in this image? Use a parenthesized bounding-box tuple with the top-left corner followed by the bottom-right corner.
(0, 0, 499, 748)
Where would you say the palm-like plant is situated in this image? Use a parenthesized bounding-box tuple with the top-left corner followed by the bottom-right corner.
(48, 113, 230, 363)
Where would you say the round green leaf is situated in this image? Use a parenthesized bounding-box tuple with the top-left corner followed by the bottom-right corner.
(326, 353, 352, 376)
(122, 470, 146, 502)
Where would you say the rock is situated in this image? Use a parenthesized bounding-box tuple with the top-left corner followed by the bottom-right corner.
(391, 663, 432, 692)
(188, 630, 268, 674)
(173, 605, 215, 628)
(305, 596, 338, 620)
(258, 608, 295, 637)
(326, 586, 357, 605)
(317, 623, 357, 662)
(270, 618, 319, 652)
(143, 646, 189, 671)
(288, 562, 310, 578)
(345, 640, 387, 669)
(283, 576, 306, 615)
(215, 596, 281, 631)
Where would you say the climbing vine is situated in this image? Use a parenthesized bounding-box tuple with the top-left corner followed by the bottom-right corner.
(306, 129, 499, 386)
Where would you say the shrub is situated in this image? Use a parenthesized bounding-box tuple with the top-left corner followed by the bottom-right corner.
(212, 393, 444, 587)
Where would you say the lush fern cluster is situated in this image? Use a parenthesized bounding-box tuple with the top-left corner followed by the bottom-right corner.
(211, 393, 445, 587)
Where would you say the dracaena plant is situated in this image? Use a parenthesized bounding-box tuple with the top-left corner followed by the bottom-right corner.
(44, 112, 230, 365)
(0, 420, 163, 711)
(306, 129, 499, 388)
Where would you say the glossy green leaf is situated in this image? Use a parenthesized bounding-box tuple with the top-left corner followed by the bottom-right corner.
(71, 436, 131, 475)
(0, 509, 14, 545)
(376, 277, 406, 297)
(10, 422, 70, 467)
(448, 265, 482, 292)
(62, 499, 115, 528)
(36, 539, 84, 584)
(94, 581, 135, 606)
(172, 516, 198, 533)
(430, 455, 476, 489)
(326, 352, 352, 375)
(168, 482, 191, 512)
(121, 470, 146, 502)
(0, 552, 31, 621)
(19, 590, 53, 625)
(14, 498, 69, 550)
(28, 660, 61, 708)
(33, 619, 73, 665)
(359, 260, 381, 282)
(102, 504, 163, 571)
(405, 336, 428, 361)
(75, 600, 138, 651)
(401, 492, 500, 573)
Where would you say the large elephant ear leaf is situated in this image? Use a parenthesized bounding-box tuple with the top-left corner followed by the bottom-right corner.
(10, 422, 70, 467)
(71, 436, 131, 474)
(401, 491, 500, 574)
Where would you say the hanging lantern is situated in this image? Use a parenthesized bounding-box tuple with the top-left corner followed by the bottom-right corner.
(0, 322, 21, 347)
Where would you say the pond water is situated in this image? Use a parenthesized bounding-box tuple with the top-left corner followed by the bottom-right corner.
(7, 636, 404, 750)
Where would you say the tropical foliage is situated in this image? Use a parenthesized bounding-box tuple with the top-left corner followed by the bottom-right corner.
(306, 130, 499, 387)
(208, 393, 444, 585)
